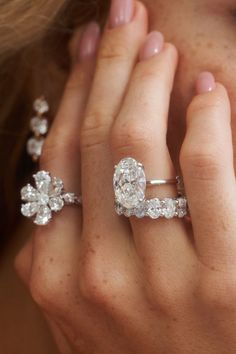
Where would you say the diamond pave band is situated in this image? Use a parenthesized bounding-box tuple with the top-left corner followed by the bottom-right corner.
(21, 171, 82, 226)
(113, 157, 187, 219)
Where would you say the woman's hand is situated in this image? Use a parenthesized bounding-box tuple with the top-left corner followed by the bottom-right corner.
(15, 0, 236, 353)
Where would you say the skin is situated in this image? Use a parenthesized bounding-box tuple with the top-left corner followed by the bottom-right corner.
(1, 0, 236, 353)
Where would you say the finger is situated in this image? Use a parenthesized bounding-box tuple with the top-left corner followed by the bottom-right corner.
(79, 1, 148, 321)
(15, 242, 75, 354)
(29, 24, 100, 310)
(180, 72, 236, 269)
(80, 1, 147, 240)
(42, 22, 100, 195)
(111, 32, 195, 277)
(15, 237, 33, 285)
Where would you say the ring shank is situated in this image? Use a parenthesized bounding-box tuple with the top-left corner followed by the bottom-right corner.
(146, 177, 180, 186)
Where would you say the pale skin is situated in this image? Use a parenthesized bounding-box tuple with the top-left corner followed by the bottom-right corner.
(1, 0, 236, 353)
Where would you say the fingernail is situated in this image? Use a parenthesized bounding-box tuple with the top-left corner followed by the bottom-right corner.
(139, 31, 164, 60)
(109, 0, 134, 28)
(196, 72, 216, 94)
(78, 22, 100, 61)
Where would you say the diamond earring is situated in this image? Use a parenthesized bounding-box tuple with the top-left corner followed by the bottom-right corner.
(27, 97, 49, 162)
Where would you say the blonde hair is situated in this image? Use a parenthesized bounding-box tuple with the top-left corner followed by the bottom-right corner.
(0, 0, 110, 242)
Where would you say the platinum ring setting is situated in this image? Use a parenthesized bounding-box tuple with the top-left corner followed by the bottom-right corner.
(21, 171, 82, 226)
(113, 157, 188, 219)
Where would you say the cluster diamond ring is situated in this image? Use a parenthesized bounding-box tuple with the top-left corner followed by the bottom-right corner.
(21, 171, 82, 225)
(113, 157, 188, 219)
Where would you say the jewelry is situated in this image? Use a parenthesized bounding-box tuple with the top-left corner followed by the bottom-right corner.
(21, 171, 82, 225)
(115, 197, 188, 219)
(27, 97, 49, 162)
(113, 157, 187, 219)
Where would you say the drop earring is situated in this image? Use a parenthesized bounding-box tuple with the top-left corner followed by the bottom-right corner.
(27, 97, 49, 162)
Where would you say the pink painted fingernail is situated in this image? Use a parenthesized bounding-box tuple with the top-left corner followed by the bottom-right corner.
(196, 72, 216, 94)
(109, 0, 134, 28)
(139, 31, 164, 60)
(78, 22, 100, 61)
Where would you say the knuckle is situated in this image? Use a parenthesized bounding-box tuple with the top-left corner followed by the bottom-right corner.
(187, 95, 222, 119)
(132, 43, 177, 87)
(111, 124, 154, 155)
(98, 36, 129, 65)
(79, 248, 124, 309)
(29, 267, 68, 314)
(180, 144, 223, 181)
(80, 112, 111, 150)
(133, 64, 161, 86)
(80, 265, 113, 307)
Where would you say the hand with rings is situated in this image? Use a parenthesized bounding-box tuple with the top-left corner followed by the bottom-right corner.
(16, 0, 236, 353)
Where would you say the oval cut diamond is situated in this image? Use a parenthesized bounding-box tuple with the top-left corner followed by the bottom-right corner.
(162, 198, 176, 219)
(146, 198, 161, 219)
(113, 158, 146, 209)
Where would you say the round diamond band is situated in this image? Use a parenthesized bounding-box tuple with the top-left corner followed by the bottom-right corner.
(113, 157, 188, 219)
(21, 171, 82, 225)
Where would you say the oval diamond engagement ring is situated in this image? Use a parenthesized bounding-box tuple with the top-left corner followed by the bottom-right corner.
(113, 157, 188, 219)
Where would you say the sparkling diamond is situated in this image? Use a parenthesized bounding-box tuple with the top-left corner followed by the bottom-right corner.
(115, 202, 124, 216)
(37, 193, 49, 205)
(162, 198, 176, 219)
(124, 208, 134, 217)
(146, 198, 161, 219)
(113, 158, 146, 209)
(177, 197, 187, 218)
(33, 171, 51, 194)
(27, 137, 44, 157)
(33, 98, 49, 114)
(34, 206, 52, 225)
(49, 197, 64, 212)
(21, 202, 39, 217)
(21, 184, 38, 201)
(20, 171, 78, 224)
(50, 177, 64, 196)
(30, 116, 48, 135)
(62, 193, 76, 203)
(134, 201, 146, 218)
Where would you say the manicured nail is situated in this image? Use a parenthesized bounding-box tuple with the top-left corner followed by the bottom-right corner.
(78, 22, 100, 61)
(196, 72, 216, 94)
(109, 0, 134, 28)
(139, 31, 164, 60)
